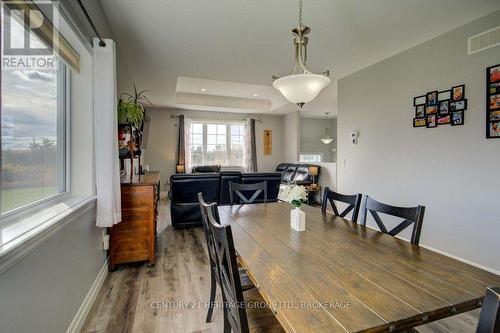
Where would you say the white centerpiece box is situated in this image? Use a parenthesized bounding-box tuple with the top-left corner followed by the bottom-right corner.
(280, 185, 308, 232)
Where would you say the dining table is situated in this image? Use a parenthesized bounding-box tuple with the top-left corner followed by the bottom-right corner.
(217, 202, 500, 333)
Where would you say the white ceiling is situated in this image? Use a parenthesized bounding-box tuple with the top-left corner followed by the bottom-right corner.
(99, 0, 500, 116)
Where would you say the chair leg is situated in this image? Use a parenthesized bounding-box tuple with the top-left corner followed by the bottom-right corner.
(206, 269, 216, 323)
(223, 308, 231, 333)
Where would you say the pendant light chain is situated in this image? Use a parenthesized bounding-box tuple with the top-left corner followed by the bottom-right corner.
(299, 0, 303, 27)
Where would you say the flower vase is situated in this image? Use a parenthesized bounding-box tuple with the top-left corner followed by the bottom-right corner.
(290, 207, 306, 231)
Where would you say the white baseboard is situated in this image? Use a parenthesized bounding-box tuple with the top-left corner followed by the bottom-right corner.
(66, 259, 108, 333)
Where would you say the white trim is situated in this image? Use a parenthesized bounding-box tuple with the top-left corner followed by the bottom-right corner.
(419, 243, 500, 276)
(0, 197, 97, 274)
(66, 259, 109, 333)
(361, 224, 500, 276)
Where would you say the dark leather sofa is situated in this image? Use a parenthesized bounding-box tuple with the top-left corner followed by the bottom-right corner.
(191, 165, 221, 173)
(275, 163, 321, 185)
(170, 171, 281, 228)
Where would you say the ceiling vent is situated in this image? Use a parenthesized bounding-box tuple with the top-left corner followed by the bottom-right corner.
(468, 25, 500, 55)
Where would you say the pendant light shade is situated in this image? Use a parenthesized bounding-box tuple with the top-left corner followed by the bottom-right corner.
(321, 128, 334, 144)
(272, 0, 331, 109)
(273, 73, 331, 105)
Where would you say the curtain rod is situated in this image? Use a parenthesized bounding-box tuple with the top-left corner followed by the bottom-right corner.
(170, 114, 262, 122)
(76, 0, 106, 47)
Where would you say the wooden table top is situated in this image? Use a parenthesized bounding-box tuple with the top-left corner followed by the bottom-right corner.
(218, 202, 500, 333)
(120, 171, 160, 186)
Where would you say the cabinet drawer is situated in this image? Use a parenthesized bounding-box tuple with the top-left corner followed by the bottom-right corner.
(111, 234, 151, 253)
(121, 186, 154, 209)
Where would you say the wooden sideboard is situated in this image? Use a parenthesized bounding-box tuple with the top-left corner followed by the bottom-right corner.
(109, 171, 160, 271)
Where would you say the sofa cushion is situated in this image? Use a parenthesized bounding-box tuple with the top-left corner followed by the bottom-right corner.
(192, 165, 221, 173)
(281, 165, 298, 183)
(275, 163, 289, 172)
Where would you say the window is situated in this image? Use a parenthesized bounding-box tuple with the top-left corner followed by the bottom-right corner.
(1, 7, 69, 215)
(300, 153, 322, 163)
(190, 122, 245, 166)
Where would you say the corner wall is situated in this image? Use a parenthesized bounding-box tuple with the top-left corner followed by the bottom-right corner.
(338, 10, 500, 273)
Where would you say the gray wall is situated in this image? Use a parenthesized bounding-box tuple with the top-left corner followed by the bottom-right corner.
(338, 10, 500, 273)
(300, 117, 337, 162)
(143, 108, 285, 187)
(0, 203, 105, 333)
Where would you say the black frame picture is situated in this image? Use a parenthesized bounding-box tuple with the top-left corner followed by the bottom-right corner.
(451, 111, 464, 126)
(439, 100, 450, 115)
(413, 85, 467, 129)
(426, 114, 437, 128)
(413, 118, 426, 127)
(486, 64, 500, 138)
(426, 91, 438, 105)
(415, 104, 425, 118)
(451, 85, 465, 101)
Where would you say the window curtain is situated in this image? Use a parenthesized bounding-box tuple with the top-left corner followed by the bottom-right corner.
(184, 117, 193, 173)
(243, 118, 258, 172)
(176, 115, 185, 170)
(93, 38, 121, 227)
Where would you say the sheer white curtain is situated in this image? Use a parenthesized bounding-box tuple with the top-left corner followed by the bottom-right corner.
(184, 117, 193, 173)
(93, 38, 121, 227)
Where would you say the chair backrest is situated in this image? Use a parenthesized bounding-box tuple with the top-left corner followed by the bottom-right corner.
(476, 287, 500, 333)
(321, 187, 362, 222)
(229, 181, 267, 205)
(360, 196, 425, 245)
(207, 208, 249, 333)
(198, 193, 220, 274)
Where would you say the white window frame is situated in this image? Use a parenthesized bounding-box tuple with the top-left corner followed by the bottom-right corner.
(0, 63, 71, 224)
(190, 120, 245, 167)
(299, 153, 323, 163)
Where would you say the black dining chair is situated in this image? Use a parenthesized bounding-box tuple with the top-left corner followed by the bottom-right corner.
(198, 193, 253, 323)
(476, 286, 500, 333)
(360, 196, 425, 245)
(229, 181, 267, 205)
(321, 187, 362, 222)
(206, 207, 284, 333)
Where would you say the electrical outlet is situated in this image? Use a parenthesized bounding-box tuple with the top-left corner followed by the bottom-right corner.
(102, 234, 110, 250)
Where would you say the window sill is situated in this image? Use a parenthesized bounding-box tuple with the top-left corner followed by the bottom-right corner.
(0, 195, 97, 274)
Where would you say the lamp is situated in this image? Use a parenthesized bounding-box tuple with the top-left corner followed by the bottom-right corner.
(321, 128, 334, 144)
(308, 166, 318, 185)
(176, 164, 185, 174)
(272, 0, 331, 110)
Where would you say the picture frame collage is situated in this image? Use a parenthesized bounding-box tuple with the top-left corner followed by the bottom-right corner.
(486, 64, 500, 139)
(413, 85, 467, 128)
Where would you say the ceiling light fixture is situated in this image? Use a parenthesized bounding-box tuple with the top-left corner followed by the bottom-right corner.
(272, 0, 331, 110)
(201, 88, 206, 92)
(320, 112, 334, 144)
(253, 93, 259, 97)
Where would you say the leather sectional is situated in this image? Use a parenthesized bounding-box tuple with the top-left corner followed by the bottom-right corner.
(170, 171, 281, 228)
(275, 163, 321, 185)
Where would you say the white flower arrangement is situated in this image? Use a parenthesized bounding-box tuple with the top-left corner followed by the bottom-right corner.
(280, 185, 308, 208)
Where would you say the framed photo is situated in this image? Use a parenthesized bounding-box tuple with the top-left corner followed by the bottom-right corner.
(489, 121, 500, 137)
(450, 100, 467, 111)
(413, 118, 426, 127)
(437, 115, 451, 125)
(489, 65, 500, 84)
(263, 129, 272, 155)
(438, 100, 450, 115)
(489, 110, 500, 121)
(487, 64, 500, 138)
(426, 91, 438, 105)
(438, 90, 451, 101)
(451, 85, 465, 101)
(451, 111, 464, 126)
(415, 104, 425, 118)
(489, 94, 500, 111)
(414, 95, 426, 106)
(425, 105, 438, 115)
(426, 114, 437, 128)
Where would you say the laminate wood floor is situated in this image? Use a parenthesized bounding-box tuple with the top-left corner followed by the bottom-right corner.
(82, 201, 481, 333)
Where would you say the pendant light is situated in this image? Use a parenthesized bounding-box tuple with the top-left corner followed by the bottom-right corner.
(320, 112, 334, 144)
(272, 0, 331, 110)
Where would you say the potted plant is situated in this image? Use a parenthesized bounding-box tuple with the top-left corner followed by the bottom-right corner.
(117, 83, 152, 128)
